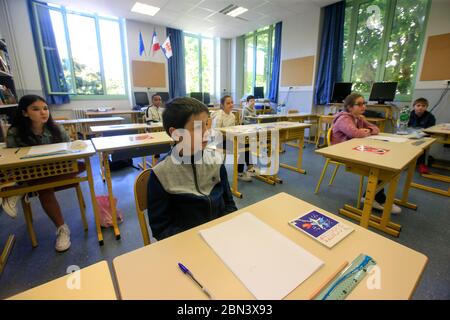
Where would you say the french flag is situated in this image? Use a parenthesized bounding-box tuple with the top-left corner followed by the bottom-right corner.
(151, 31, 160, 55)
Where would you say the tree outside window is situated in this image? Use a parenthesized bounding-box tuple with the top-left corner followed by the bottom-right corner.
(343, 0, 430, 101)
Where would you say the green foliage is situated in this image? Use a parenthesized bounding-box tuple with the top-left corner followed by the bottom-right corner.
(343, 0, 428, 99)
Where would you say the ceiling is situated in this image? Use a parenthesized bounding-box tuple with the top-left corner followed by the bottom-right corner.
(48, 0, 340, 38)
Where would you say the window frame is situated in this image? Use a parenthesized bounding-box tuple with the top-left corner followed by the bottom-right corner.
(31, 2, 128, 99)
(343, 0, 431, 102)
(244, 24, 275, 98)
(184, 32, 216, 95)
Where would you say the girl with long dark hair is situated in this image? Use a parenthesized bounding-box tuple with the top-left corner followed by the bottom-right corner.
(2, 95, 73, 251)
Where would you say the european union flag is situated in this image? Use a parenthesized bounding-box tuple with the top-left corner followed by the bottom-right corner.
(139, 31, 145, 56)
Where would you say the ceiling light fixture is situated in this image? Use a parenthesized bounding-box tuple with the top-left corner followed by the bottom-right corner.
(131, 2, 160, 16)
(226, 6, 248, 17)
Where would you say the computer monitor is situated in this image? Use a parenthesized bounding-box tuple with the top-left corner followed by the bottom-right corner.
(369, 82, 397, 104)
(190, 92, 203, 103)
(331, 82, 352, 103)
(253, 87, 264, 99)
(155, 92, 170, 103)
(134, 92, 149, 107)
(203, 92, 210, 105)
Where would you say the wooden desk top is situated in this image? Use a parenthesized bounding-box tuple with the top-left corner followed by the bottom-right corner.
(379, 133, 436, 150)
(8, 261, 117, 300)
(0, 140, 96, 169)
(246, 113, 315, 120)
(113, 192, 427, 300)
(319, 114, 385, 122)
(55, 117, 125, 124)
(217, 121, 311, 136)
(85, 110, 143, 116)
(91, 131, 172, 153)
(315, 138, 423, 172)
(423, 123, 450, 135)
(90, 123, 163, 133)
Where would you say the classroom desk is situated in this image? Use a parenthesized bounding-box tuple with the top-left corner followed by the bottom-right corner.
(85, 110, 143, 123)
(0, 141, 104, 245)
(217, 122, 311, 198)
(410, 123, 450, 197)
(90, 122, 163, 135)
(91, 132, 173, 239)
(8, 261, 117, 300)
(315, 115, 387, 148)
(245, 113, 318, 144)
(113, 192, 427, 300)
(56, 117, 125, 140)
(315, 136, 434, 237)
(90, 122, 164, 176)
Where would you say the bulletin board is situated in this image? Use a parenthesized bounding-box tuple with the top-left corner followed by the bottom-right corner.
(420, 33, 450, 81)
(132, 60, 166, 87)
(280, 56, 315, 86)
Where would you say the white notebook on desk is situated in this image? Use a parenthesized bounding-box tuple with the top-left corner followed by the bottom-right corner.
(27, 143, 70, 155)
(199, 212, 323, 300)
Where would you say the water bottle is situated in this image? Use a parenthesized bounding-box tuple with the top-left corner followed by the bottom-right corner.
(276, 104, 282, 115)
(397, 106, 410, 134)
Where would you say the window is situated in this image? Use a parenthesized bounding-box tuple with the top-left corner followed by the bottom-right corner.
(244, 25, 275, 98)
(32, 2, 127, 97)
(184, 33, 217, 97)
(343, 0, 430, 100)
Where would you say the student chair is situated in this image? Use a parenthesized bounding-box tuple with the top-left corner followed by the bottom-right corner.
(21, 183, 87, 248)
(314, 128, 365, 208)
(134, 169, 151, 246)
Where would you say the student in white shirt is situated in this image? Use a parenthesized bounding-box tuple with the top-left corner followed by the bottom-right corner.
(212, 95, 256, 182)
(144, 94, 163, 123)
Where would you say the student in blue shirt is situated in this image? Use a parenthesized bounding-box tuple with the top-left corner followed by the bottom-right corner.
(408, 98, 436, 129)
(147, 97, 237, 240)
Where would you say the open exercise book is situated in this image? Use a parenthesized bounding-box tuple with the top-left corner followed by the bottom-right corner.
(289, 211, 354, 248)
(199, 212, 323, 300)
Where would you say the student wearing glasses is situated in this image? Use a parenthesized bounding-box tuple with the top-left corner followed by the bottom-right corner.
(331, 93, 401, 214)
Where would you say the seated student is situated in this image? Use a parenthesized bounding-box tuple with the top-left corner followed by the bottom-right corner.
(147, 97, 237, 240)
(2, 94, 84, 251)
(407, 98, 436, 174)
(242, 95, 257, 125)
(144, 94, 163, 123)
(331, 93, 401, 214)
(211, 95, 256, 182)
(408, 97, 435, 129)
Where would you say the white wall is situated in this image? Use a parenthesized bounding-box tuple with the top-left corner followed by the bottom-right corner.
(230, 35, 244, 103)
(125, 19, 169, 99)
(220, 38, 232, 99)
(278, 7, 322, 113)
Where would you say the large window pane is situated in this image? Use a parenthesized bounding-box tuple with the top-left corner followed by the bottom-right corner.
(201, 38, 214, 94)
(244, 36, 254, 95)
(342, 4, 353, 79)
(383, 0, 428, 96)
(351, 0, 387, 93)
(67, 13, 103, 95)
(99, 19, 125, 95)
(185, 36, 200, 93)
(255, 32, 268, 95)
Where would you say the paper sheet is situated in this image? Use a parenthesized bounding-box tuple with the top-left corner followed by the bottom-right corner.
(27, 143, 69, 155)
(200, 212, 324, 300)
(366, 135, 409, 143)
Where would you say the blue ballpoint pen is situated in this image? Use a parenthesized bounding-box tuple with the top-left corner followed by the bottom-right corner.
(178, 262, 213, 299)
